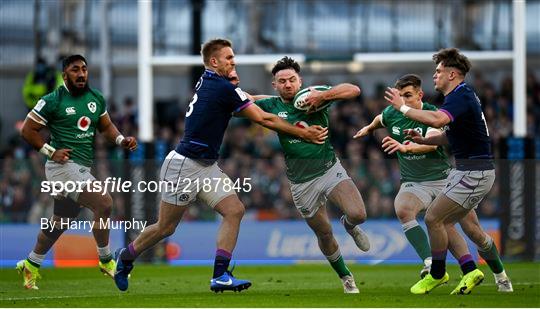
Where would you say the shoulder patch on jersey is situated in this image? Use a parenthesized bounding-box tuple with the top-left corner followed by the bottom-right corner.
(34, 99, 46, 111)
(87, 101, 97, 113)
(235, 88, 248, 101)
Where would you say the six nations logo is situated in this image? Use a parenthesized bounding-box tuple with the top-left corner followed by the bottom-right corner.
(77, 116, 91, 131)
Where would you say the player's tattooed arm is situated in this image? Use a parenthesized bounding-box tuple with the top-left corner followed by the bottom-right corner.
(97, 113, 138, 151)
(21, 112, 71, 164)
(237, 104, 328, 144)
(354, 114, 383, 139)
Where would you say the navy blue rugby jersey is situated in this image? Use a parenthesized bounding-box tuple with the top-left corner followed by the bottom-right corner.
(439, 82, 494, 170)
(176, 69, 251, 163)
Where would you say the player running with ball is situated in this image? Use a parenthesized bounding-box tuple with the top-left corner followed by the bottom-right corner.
(253, 56, 370, 294)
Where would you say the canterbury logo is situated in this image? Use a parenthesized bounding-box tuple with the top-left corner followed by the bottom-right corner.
(215, 278, 233, 285)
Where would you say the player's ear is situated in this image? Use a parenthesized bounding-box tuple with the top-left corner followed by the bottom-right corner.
(209, 57, 218, 69)
(418, 90, 424, 100)
(62, 71, 67, 81)
(271, 79, 277, 90)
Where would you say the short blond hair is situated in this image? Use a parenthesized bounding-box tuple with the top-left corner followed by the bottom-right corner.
(201, 38, 232, 66)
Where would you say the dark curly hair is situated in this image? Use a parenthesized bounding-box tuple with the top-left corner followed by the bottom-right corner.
(271, 56, 301, 76)
(432, 48, 471, 76)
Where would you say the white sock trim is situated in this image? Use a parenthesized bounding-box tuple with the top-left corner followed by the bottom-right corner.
(326, 249, 342, 263)
(28, 251, 46, 266)
(97, 245, 112, 259)
(402, 220, 419, 232)
(494, 270, 507, 280)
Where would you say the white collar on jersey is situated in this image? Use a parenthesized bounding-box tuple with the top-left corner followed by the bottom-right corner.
(62, 81, 70, 93)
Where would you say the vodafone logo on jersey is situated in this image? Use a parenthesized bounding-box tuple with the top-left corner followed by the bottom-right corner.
(77, 116, 91, 131)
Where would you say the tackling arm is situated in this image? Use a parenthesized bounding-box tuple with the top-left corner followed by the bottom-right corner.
(237, 104, 328, 144)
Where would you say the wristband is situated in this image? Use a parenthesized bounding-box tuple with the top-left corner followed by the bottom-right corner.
(39, 143, 56, 159)
(399, 104, 411, 115)
(115, 135, 125, 146)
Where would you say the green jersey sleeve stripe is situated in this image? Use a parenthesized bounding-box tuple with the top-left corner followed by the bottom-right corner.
(100, 110, 108, 117)
(28, 112, 46, 125)
(380, 113, 387, 127)
(31, 110, 48, 124)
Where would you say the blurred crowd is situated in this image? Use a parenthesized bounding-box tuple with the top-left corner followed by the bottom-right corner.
(1, 71, 539, 223)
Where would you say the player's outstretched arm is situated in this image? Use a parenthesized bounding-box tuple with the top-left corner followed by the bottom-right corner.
(384, 87, 450, 128)
(237, 104, 328, 144)
(97, 113, 138, 151)
(21, 112, 72, 164)
(353, 114, 383, 139)
(304, 83, 361, 113)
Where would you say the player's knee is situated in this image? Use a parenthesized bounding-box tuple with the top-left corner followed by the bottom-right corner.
(95, 194, 113, 217)
(159, 223, 177, 238)
(424, 211, 440, 227)
(223, 201, 245, 219)
(347, 208, 366, 224)
(394, 206, 414, 223)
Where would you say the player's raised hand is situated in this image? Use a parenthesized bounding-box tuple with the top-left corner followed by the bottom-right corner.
(303, 88, 325, 113)
(303, 125, 329, 144)
(404, 129, 425, 144)
(381, 136, 406, 154)
(51, 149, 72, 164)
(353, 125, 371, 139)
(121, 136, 138, 151)
(384, 87, 405, 110)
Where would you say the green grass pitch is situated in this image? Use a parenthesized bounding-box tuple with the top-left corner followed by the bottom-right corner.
(1, 262, 538, 307)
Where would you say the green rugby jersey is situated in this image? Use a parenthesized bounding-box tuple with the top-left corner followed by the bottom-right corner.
(32, 85, 107, 167)
(381, 102, 451, 182)
(256, 88, 336, 183)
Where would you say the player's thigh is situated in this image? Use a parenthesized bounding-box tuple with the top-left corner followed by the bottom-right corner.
(77, 187, 113, 213)
(425, 193, 470, 226)
(393, 191, 425, 222)
(290, 178, 325, 219)
(159, 151, 202, 206)
(53, 197, 82, 218)
(442, 169, 496, 210)
(197, 164, 238, 210)
(45, 161, 96, 202)
(305, 205, 334, 238)
(325, 162, 365, 216)
(213, 194, 245, 218)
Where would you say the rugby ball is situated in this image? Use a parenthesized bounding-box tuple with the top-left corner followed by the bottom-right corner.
(293, 86, 332, 112)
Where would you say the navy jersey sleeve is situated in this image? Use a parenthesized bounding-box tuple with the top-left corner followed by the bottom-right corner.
(440, 92, 469, 122)
(224, 83, 251, 113)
